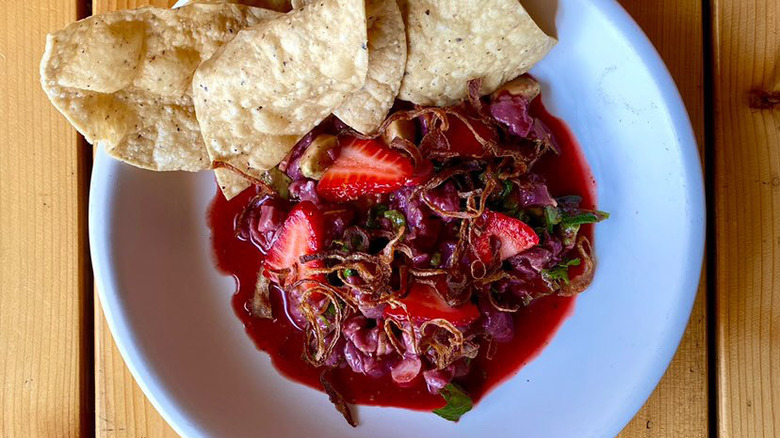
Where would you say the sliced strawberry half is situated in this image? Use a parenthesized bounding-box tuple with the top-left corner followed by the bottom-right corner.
(317, 138, 413, 202)
(265, 201, 324, 278)
(385, 279, 479, 326)
(474, 210, 539, 263)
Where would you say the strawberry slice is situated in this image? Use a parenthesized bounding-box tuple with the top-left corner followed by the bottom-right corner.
(474, 210, 539, 263)
(385, 279, 479, 326)
(441, 115, 496, 158)
(317, 138, 413, 202)
(265, 201, 324, 277)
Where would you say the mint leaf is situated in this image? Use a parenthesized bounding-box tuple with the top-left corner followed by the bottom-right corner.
(433, 383, 473, 422)
(541, 258, 581, 286)
(498, 179, 514, 200)
(559, 210, 609, 227)
(343, 268, 357, 277)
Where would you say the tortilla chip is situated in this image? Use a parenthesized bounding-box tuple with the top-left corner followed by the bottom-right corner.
(288, 0, 404, 135)
(40, 3, 280, 171)
(397, 0, 555, 106)
(193, 0, 368, 139)
(332, 0, 406, 134)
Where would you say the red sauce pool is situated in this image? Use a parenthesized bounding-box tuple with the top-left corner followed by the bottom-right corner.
(207, 97, 596, 411)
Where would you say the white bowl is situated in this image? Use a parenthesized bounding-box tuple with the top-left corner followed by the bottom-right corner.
(90, 0, 705, 436)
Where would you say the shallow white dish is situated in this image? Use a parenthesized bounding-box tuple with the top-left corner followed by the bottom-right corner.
(89, 0, 705, 437)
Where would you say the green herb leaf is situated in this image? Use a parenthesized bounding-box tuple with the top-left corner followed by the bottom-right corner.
(498, 180, 514, 200)
(324, 302, 336, 317)
(430, 252, 442, 267)
(560, 223, 580, 247)
(559, 210, 610, 227)
(383, 209, 407, 229)
(541, 258, 581, 286)
(544, 206, 562, 233)
(343, 268, 357, 277)
(433, 383, 473, 422)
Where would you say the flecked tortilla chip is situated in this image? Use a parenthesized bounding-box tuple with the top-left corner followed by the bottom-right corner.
(40, 3, 280, 171)
(193, 0, 368, 140)
(397, 0, 556, 106)
(332, 0, 406, 134)
(288, 0, 404, 135)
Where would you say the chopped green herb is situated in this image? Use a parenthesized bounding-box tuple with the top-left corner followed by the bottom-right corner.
(383, 209, 407, 228)
(343, 268, 357, 277)
(498, 179, 514, 199)
(324, 302, 336, 317)
(433, 383, 473, 422)
(541, 258, 581, 286)
(560, 223, 580, 247)
(544, 205, 562, 233)
(430, 252, 442, 267)
(559, 210, 610, 227)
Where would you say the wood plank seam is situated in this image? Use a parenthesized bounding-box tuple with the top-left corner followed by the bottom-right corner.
(701, 0, 718, 436)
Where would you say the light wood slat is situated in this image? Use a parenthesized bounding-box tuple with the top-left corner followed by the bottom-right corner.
(714, 0, 779, 436)
(617, 0, 709, 436)
(92, 0, 709, 437)
(0, 0, 87, 436)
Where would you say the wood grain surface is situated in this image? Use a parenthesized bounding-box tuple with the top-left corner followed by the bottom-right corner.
(0, 1, 87, 437)
(714, 0, 780, 437)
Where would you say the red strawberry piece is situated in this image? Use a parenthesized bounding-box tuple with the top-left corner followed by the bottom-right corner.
(265, 201, 325, 278)
(317, 138, 413, 202)
(441, 115, 496, 158)
(385, 279, 479, 326)
(474, 210, 539, 263)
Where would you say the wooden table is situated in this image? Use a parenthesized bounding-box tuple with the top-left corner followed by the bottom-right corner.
(1, 0, 776, 436)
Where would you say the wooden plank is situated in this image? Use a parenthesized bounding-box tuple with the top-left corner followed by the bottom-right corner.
(616, 0, 709, 436)
(713, 0, 779, 436)
(0, 0, 88, 436)
(91, 0, 709, 436)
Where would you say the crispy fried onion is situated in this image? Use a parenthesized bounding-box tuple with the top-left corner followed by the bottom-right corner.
(419, 165, 498, 220)
(212, 160, 276, 195)
(419, 319, 468, 370)
(303, 252, 392, 303)
(383, 300, 418, 356)
(290, 279, 348, 367)
(559, 236, 596, 296)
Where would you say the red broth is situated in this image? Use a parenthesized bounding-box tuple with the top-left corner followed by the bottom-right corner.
(207, 97, 596, 410)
